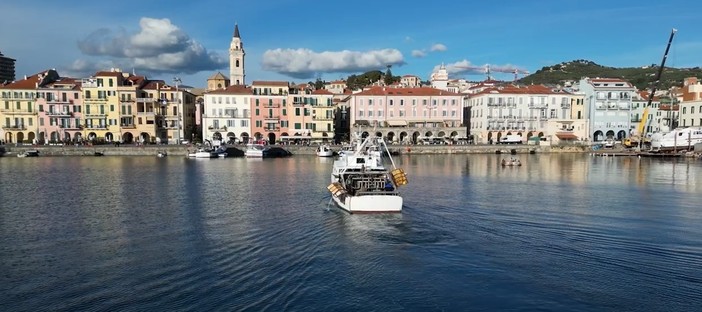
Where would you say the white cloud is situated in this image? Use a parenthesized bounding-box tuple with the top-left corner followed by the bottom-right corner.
(73, 17, 226, 76)
(411, 50, 427, 58)
(261, 48, 405, 79)
(430, 43, 447, 52)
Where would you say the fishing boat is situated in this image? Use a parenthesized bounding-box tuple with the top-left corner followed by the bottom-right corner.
(328, 135, 408, 213)
(650, 127, 702, 151)
(245, 141, 270, 158)
(157, 151, 168, 158)
(316, 144, 334, 157)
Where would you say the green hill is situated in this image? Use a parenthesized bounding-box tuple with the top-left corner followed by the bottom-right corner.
(519, 59, 702, 90)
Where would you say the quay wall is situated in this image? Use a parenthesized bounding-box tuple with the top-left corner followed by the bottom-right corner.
(0, 144, 590, 157)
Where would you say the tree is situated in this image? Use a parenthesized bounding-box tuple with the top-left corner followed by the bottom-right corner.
(314, 77, 325, 90)
(384, 66, 394, 85)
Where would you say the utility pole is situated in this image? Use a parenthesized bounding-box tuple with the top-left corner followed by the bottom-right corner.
(173, 77, 182, 144)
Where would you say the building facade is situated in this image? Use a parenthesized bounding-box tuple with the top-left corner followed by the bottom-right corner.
(0, 51, 16, 83)
(36, 78, 83, 144)
(0, 70, 60, 144)
(350, 87, 466, 143)
(203, 85, 252, 143)
(250, 81, 289, 142)
(467, 85, 578, 144)
(579, 77, 636, 142)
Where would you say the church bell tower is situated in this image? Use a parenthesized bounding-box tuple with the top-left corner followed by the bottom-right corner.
(229, 24, 245, 85)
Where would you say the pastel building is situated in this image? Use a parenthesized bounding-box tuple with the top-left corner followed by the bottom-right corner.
(578, 77, 636, 141)
(349, 87, 466, 143)
(0, 70, 59, 143)
(288, 87, 336, 142)
(679, 77, 702, 128)
(400, 75, 421, 87)
(251, 81, 289, 142)
(467, 85, 578, 144)
(80, 70, 124, 142)
(325, 80, 347, 94)
(203, 84, 252, 143)
(36, 77, 83, 143)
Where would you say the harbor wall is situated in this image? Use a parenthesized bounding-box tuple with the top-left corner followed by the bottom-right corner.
(0, 144, 592, 157)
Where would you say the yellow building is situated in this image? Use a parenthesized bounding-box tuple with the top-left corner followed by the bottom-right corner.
(81, 70, 124, 142)
(0, 70, 59, 144)
(309, 89, 336, 141)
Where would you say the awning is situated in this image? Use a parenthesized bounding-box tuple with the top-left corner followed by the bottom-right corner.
(386, 120, 408, 127)
(555, 132, 578, 140)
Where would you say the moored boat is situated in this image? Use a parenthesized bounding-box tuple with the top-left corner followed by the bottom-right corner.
(188, 146, 227, 158)
(316, 144, 334, 157)
(245, 141, 270, 158)
(501, 158, 522, 166)
(17, 150, 40, 158)
(328, 135, 408, 213)
(650, 127, 702, 151)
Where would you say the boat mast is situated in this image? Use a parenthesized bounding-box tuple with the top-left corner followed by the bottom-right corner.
(639, 28, 676, 152)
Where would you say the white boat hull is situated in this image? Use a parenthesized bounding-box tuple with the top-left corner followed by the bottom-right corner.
(331, 194, 403, 213)
(317, 151, 334, 157)
(188, 152, 219, 158)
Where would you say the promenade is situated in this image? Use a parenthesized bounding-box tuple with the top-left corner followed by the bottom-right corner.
(0, 143, 589, 157)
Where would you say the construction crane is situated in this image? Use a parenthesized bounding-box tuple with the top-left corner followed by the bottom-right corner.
(623, 28, 676, 150)
(453, 64, 529, 81)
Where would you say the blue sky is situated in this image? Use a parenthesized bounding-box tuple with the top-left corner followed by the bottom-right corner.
(1, 0, 701, 87)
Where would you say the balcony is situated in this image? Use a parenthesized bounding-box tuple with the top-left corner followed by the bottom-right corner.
(62, 124, 83, 130)
(85, 125, 108, 130)
(618, 103, 631, 110)
(264, 127, 280, 132)
(208, 126, 227, 132)
(2, 124, 26, 130)
(561, 103, 570, 109)
(0, 108, 35, 115)
(528, 103, 547, 109)
(631, 117, 642, 123)
(264, 103, 281, 108)
(84, 97, 107, 103)
(136, 111, 156, 116)
(264, 115, 279, 120)
(135, 97, 157, 103)
(121, 124, 136, 129)
(84, 113, 107, 118)
(46, 111, 73, 117)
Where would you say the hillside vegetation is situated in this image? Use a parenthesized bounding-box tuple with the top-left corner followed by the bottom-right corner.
(519, 59, 702, 90)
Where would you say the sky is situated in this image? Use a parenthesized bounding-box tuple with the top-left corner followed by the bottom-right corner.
(1, 0, 701, 88)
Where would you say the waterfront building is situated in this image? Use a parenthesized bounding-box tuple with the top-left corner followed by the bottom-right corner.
(229, 24, 245, 85)
(349, 86, 466, 144)
(679, 77, 702, 128)
(0, 51, 16, 83)
(80, 70, 124, 142)
(0, 69, 59, 144)
(140, 79, 197, 144)
(578, 77, 636, 142)
(287, 87, 335, 143)
(203, 84, 252, 143)
(569, 93, 586, 120)
(630, 90, 665, 135)
(466, 84, 579, 144)
(250, 81, 289, 142)
(36, 77, 83, 144)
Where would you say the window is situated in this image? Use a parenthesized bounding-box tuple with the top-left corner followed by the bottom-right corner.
(358, 110, 364, 117)
(389, 99, 393, 106)
(423, 99, 427, 106)
(369, 99, 373, 105)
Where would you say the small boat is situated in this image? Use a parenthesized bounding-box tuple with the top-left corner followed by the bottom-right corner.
(316, 144, 334, 157)
(245, 141, 270, 158)
(93, 151, 105, 156)
(501, 158, 522, 166)
(328, 134, 408, 213)
(157, 151, 168, 158)
(188, 146, 227, 158)
(17, 150, 40, 158)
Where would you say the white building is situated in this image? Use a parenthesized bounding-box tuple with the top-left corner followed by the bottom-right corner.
(578, 78, 635, 142)
(203, 85, 252, 143)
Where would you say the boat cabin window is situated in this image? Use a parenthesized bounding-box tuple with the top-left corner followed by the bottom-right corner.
(356, 158, 365, 164)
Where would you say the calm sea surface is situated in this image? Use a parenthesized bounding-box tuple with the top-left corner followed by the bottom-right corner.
(1, 154, 701, 311)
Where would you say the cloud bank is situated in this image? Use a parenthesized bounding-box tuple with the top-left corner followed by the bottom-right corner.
(69, 17, 226, 76)
(261, 48, 405, 79)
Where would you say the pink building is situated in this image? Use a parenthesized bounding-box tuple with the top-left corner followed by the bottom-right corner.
(350, 87, 466, 143)
(36, 78, 83, 144)
(250, 81, 289, 143)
